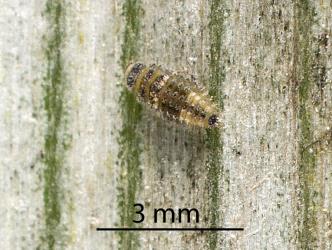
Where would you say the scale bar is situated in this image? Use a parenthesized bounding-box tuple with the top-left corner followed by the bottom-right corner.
(96, 227, 244, 231)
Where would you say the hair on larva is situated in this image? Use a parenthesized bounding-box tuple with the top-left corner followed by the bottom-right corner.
(124, 62, 222, 128)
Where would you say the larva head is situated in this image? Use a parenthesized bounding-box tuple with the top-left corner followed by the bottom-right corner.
(124, 62, 146, 89)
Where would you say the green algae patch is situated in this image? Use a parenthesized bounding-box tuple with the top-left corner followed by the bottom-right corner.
(294, 1, 319, 248)
(41, 1, 67, 249)
(206, 1, 225, 249)
(117, 0, 143, 249)
(120, 0, 142, 70)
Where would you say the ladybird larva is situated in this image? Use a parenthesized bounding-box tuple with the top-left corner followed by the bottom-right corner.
(124, 62, 221, 128)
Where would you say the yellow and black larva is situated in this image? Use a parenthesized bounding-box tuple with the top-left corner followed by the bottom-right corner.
(124, 62, 221, 128)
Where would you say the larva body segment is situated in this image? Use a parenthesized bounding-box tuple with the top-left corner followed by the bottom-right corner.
(124, 62, 221, 128)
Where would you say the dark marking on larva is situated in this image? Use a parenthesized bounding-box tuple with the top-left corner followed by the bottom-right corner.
(150, 75, 164, 93)
(140, 65, 157, 98)
(124, 62, 222, 128)
(208, 115, 218, 126)
(127, 63, 145, 87)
